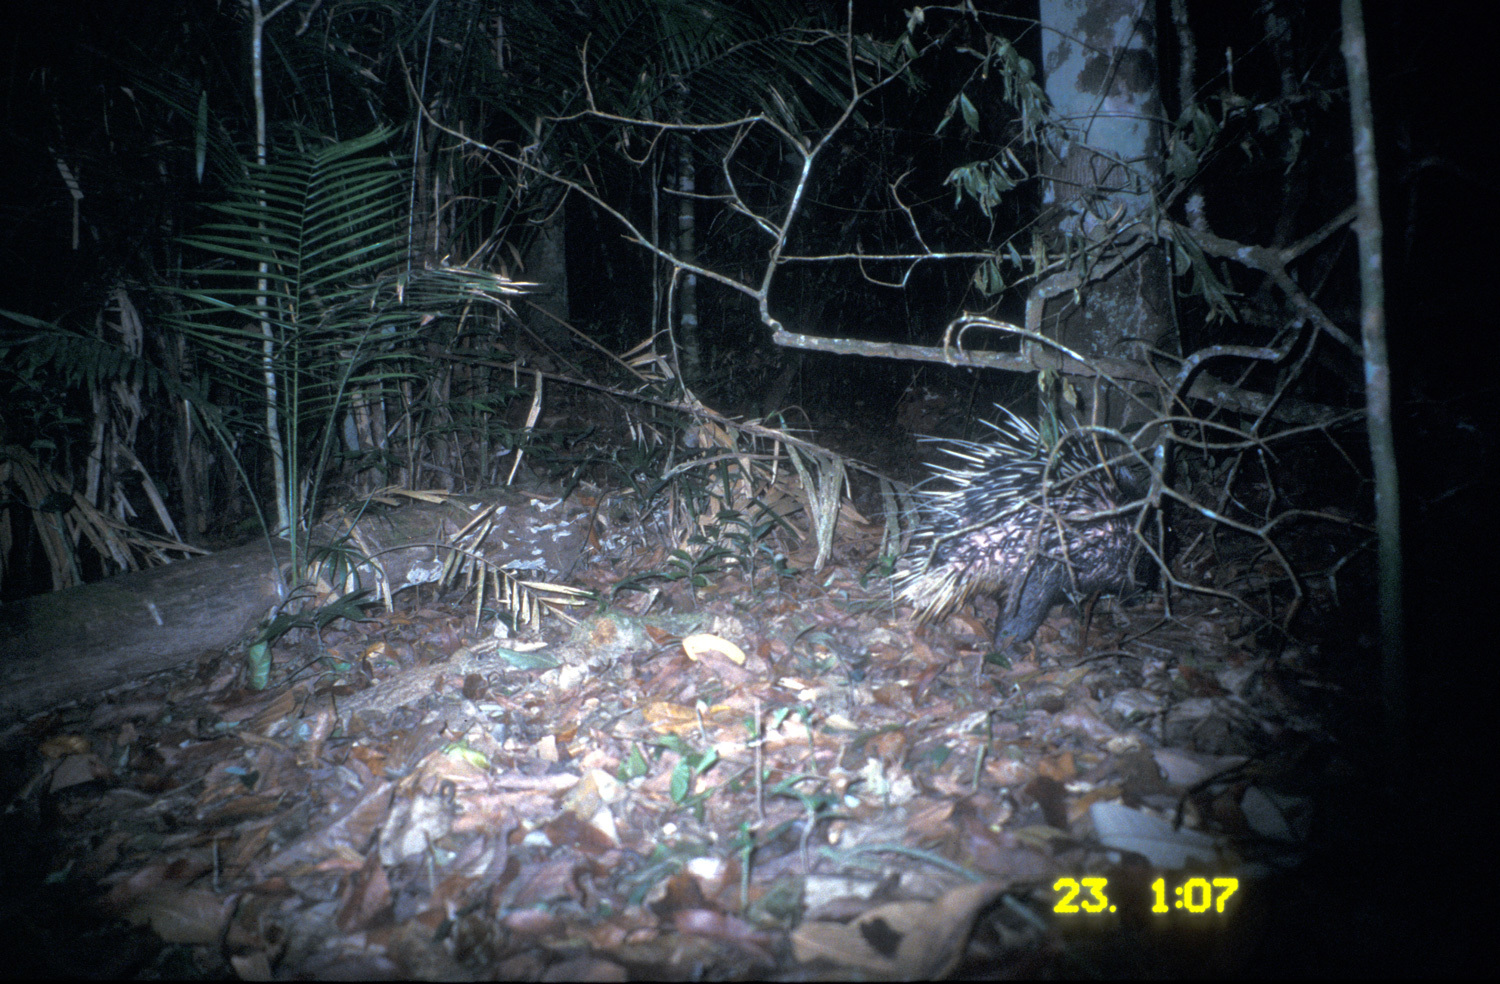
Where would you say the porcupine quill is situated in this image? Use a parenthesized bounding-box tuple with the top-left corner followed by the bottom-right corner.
(896, 407, 1151, 652)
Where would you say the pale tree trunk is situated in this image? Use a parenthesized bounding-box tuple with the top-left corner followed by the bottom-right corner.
(248, 0, 292, 536)
(522, 190, 570, 339)
(673, 134, 701, 382)
(1038, 0, 1172, 426)
(1339, 0, 1405, 771)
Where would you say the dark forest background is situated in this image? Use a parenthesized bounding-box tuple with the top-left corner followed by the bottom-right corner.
(3, 0, 1491, 673)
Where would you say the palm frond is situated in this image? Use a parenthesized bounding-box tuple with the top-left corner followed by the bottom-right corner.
(174, 127, 407, 332)
(163, 128, 528, 543)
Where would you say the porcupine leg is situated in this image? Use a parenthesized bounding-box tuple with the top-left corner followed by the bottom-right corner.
(993, 561, 1066, 650)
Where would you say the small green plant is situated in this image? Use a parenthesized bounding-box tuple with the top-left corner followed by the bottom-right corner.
(612, 535, 734, 604)
(245, 588, 375, 689)
(646, 733, 723, 807)
(665, 538, 735, 595)
(715, 502, 796, 589)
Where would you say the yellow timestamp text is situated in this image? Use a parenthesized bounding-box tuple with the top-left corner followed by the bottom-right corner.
(1052, 876, 1239, 915)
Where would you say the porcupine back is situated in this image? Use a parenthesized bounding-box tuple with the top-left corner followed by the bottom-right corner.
(896, 408, 1145, 648)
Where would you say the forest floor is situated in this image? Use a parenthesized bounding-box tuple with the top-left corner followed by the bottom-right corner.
(0, 454, 1463, 979)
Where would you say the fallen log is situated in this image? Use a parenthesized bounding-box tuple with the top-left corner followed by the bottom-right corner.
(0, 540, 287, 722)
(0, 490, 593, 723)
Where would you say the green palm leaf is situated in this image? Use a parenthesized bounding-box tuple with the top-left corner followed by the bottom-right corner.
(166, 128, 417, 542)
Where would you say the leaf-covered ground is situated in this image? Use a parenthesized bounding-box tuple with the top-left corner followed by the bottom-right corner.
(0, 508, 1440, 979)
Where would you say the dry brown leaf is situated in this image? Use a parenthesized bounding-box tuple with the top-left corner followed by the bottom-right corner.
(39, 734, 91, 757)
(682, 633, 747, 666)
(791, 881, 1004, 980)
(48, 752, 108, 791)
(121, 886, 236, 946)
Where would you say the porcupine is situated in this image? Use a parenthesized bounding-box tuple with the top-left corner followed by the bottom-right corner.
(895, 407, 1150, 650)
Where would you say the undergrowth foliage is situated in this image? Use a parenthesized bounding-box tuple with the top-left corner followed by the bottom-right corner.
(168, 128, 522, 562)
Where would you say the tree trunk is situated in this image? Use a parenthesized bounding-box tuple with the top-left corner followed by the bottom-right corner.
(522, 187, 571, 341)
(674, 134, 702, 382)
(1038, 0, 1173, 426)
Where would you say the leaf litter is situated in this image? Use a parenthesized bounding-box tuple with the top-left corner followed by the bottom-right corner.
(0, 531, 1385, 979)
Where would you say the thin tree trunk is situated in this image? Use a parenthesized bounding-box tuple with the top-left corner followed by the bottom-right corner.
(674, 135, 701, 381)
(1339, 0, 1405, 768)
